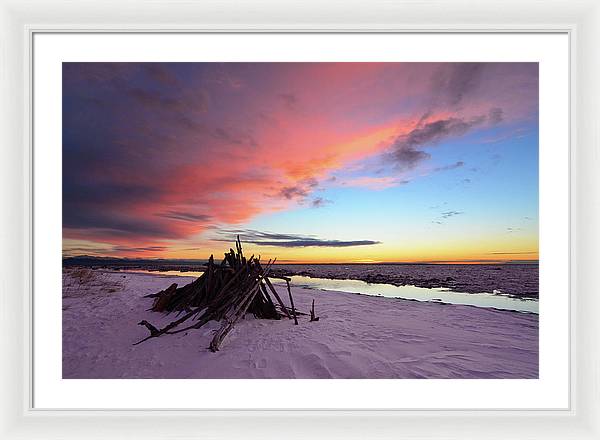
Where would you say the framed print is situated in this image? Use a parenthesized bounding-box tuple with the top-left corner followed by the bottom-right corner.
(1, 0, 599, 439)
(37, 34, 565, 411)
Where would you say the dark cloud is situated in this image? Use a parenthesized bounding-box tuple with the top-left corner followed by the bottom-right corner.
(389, 116, 484, 169)
(383, 62, 503, 170)
(63, 209, 176, 238)
(388, 112, 497, 169)
(432, 210, 464, 224)
(278, 177, 319, 200)
(488, 107, 504, 124)
(219, 229, 308, 241)
(432, 63, 484, 106)
(279, 186, 309, 200)
(311, 197, 333, 208)
(62, 181, 162, 208)
(433, 161, 464, 172)
(247, 239, 380, 248)
(63, 244, 168, 256)
(392, 148, 431, 169)
(440, 210, 463, 219)
(158, 211, 211, 222)
(61, 179, 182, 240)
(63, 172, 207, 243)
(215, 229, 380, 248)
(113, 245, 168, 253)
(409, 117, 484, 147)
(278, 93, 298, 110)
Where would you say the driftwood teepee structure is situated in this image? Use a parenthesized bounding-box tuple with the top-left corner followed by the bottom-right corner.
(134, 237, 305, 351)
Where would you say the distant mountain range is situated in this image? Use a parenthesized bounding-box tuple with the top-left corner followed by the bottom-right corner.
(63, 255, 208, 268)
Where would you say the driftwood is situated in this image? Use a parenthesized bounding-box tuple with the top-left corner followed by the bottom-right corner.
(264, 277, 292, 319)
(143, 283, 177, 298)
(134, 237, 303, 350)
(138, 320, 160, 336)
(285, 279, 298, 325)
(309, 299, 320, 322)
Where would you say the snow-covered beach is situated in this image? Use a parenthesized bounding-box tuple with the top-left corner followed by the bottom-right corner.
(63, 268, 538, 379)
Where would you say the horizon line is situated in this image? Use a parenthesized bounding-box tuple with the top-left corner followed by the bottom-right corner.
(62, 254, 539, 265)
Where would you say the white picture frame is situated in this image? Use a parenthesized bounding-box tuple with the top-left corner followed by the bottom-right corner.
(1, 0, 598, 439)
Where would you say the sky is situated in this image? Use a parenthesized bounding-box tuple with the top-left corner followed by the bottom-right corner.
(62, 62, 539, 263)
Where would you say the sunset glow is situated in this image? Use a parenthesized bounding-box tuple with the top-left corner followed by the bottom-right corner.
(63, 62, 539, 263)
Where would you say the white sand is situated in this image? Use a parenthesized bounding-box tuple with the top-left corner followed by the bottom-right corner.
(62, 269, 538, 379)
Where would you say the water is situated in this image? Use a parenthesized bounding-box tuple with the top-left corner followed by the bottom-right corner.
(283, 275, 538, 314)
(274, 263, 538, 298)
(122, 269, 538, 314)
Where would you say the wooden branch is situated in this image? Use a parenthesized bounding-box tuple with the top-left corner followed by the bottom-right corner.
(310, 299, 320, 322)
(144, 282, 177, 298)
(166, 310, 215, 335)
(280, 306, 308, 316)
(137, 320, 160, 336)
(286, 279, 298, 325)
(209, 285, 259, 352)
(150, 283, 178, 311)
(132, 306, 202, 345)
(264, 277, 292, 319)
(209, 259, 275, 351)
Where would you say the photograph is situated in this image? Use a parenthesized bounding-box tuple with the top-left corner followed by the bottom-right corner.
(61, 61, 539, 379)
